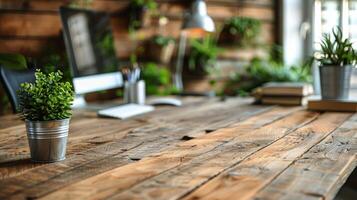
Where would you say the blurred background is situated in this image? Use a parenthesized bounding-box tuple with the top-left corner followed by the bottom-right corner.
(0, 0, 356, 115)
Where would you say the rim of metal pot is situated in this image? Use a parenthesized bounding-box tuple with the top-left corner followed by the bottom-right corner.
(25, 118, 71, 123)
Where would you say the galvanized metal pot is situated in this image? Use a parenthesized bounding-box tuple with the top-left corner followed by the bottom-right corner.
(25, 118, 70, 162)
(319, 65, 353, 100)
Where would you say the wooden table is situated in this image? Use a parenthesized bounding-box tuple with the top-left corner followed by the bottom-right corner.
(0, 97, 356, 200)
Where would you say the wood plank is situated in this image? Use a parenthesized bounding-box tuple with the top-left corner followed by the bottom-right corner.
(154, 3, 274, 22)
(0, 13, 61, 37)
(0, 38, 49, 56)
(0, 98, 272, 198)
(37, 109, 313, 200)
(0, 114, 22, 129)
(207, 0, 274, 7)
(0, 0, 65, 12)
(238, 6, 274, 21)
(255, 114, 357, 200)
(0, 97, 208, 164)
(107, 110, 320, 200)
(0, 97, 206, 174)
(92, 1, 129, 12)
(0, 105, 288, 199)
(182, 112, 351, 200)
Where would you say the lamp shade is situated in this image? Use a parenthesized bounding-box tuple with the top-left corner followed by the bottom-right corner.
(182, 0, 215, 32)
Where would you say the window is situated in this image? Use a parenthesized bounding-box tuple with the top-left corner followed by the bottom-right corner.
(314, 0, 357, 93)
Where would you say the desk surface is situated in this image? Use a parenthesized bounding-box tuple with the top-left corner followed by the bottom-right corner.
(0, 97, 356, 200)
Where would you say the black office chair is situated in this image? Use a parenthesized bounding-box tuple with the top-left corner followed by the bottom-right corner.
(0, 66, 35, 113)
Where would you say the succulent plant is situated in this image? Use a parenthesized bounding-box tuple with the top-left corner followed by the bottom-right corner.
(316, 27, 357, 66)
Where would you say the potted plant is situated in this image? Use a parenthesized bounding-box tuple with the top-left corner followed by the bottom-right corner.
(183, 36, 221, 92)
(218, 16, 261, 46)
(148, 35, 175, 64)
(142, 62, 177, 95)
(129, 0, 158, 30)
(315, 27, 357, 100)
(187, 36, 221, 76)
(18, 70, 74, 162)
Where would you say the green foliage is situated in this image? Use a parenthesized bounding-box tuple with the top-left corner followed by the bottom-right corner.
(0, 53, 28, 114)
(18, 70, 74, 121)
(189, 36, 222, 71)
(224, 17, 261, 45)
(129, 0, 158, 30)
(131, 0, 157, 10)
(142, 62, 176, 95)
(31, 44, 72, 83)
(97, 33, 116, 59)
(0, 53, 27, 70)
(316, 27, 357, 66)
(96, 32, 119, 72)
(269, 44, 284, 64)
(225, 58, 312, 96)
(152, 35, 174, 47)
(68, 0, 93, 8)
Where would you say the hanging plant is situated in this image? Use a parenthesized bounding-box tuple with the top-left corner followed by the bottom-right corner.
(187, 36, 222, 76)
(129, 0, 158, 30)
(148, 35, 176, 64)
(218, 16, 261, 46)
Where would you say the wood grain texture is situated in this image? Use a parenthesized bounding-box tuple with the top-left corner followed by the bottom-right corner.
(1, 97, 354, 200)
(255, 114, 357, 200)
(183, 112, 351, 200)
(0, 38, 50, 56)
(0, 98, 271, 199)
(0, 13, 61, 37)
(38, 108, 310, 200)
(107, 111, 319, 200)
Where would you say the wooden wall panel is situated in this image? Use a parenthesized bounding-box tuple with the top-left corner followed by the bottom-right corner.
(0, 0, 277, 59)
(0, 38, 49, 56)
(0, 13, 61, 37)
(237, 6, 274, 22)
(0, 0, 66, 12)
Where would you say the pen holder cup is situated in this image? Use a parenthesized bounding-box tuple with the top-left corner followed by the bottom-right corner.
(124, 80, 146, 105)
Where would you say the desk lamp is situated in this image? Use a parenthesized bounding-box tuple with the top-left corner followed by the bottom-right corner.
(173, 0, 215, 94)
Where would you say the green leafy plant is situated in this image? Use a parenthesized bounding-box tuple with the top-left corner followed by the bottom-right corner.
(131, 0, 157, 10)
(0, 53, 28, 115)
(18, 70, 74, 121)
(225, 57, 312, 96)
(96, 32, 119, 72)
(152, 35, 174, 47)
(142, 62, 176, 95)
(316, 27, 357, 66)
(0, 53, 27, 70)
(221, 17, 261, 45)
(189, 36, 222, 72)
(129, 0, 158, 30)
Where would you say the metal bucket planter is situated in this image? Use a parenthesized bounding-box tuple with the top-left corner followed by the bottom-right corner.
(319, 65, 353, 100)
(25, 118, 70, 162)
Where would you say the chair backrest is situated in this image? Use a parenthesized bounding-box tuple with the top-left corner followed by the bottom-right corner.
(0, 66, 35, 113)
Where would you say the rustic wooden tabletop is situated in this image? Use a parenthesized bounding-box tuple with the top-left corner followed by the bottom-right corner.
(0, 97, 356, 200)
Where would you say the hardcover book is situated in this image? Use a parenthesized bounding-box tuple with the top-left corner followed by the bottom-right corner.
(261, 82, 313, 97)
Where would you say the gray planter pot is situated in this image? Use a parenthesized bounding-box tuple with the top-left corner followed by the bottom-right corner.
(319, 65, 353, 100)
(25, 118, 70, 162)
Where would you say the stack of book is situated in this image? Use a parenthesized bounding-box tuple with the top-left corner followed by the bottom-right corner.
(307, 97, 357, 112)
(252, 82, 314, 106)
